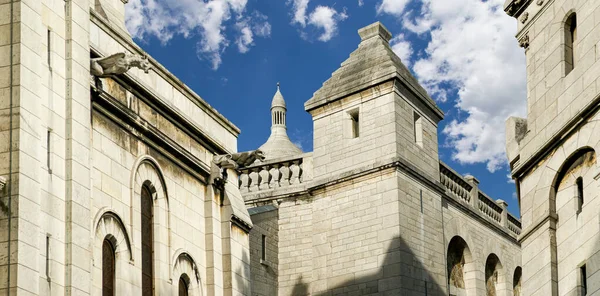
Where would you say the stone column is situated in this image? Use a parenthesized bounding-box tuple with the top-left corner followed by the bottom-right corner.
(465, 175, 480, 210)
(64, 0, 92, 294)
(496, 199, 509, 228)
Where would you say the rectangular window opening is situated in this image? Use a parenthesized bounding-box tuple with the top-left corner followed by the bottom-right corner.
(581, 264, 587, 295)
(47, 129, 52, 174)
(414, 112, 423, 148)
(349, 109, 359, 138)
(261, 234, 267, 262)
(576, 177, 583, 213)
(46, 234, 51, 281)
(47, 29, 52, 70)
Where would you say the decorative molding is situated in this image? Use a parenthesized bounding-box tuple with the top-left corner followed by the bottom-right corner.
(518, 33, 530, 50)
(505, 0, 532, 18)
(210, 150, 265, 187)
(0, 176, 5, 191)
(520, 12, 529, 24)
(536, 0, 544, 5)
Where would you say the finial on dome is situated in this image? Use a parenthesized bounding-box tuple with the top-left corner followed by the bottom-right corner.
(272, 82, 286, 109)
(277, 82, 280, 90)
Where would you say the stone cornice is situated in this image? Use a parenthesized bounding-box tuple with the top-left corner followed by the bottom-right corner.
(504, 0, 532, 18)
(517, 212, 557, 243)
(92, 86, 211, 183)
(512, 92, 600, 179)
(90, 10, 241, 136)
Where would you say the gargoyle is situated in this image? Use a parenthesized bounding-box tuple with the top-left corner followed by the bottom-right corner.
(210, 150, 266, 186)
(90, 53, 151, 77)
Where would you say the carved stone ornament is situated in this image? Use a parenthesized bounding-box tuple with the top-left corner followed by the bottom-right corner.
(90, 53, 151, 77)
(518, 34, 530, 50)
(209, 150, 266, 186)
(0, 176, 5, 191)
(520, 12, 529, 24)
(537, 0, 544, 5)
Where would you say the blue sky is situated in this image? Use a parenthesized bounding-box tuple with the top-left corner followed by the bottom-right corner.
(125, 0, 526, 216)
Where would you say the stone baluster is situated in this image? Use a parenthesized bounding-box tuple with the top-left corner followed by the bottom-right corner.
(249, 168, 262, 192)
(496, 199, 508, 227)
(270, 164, 282, 188)
(238, 170, 250, 193)
(465, 175, 479, 209)
(259, 166, 272, 190)
(280, 163, 291, 186)
(290, 160, 302, 185)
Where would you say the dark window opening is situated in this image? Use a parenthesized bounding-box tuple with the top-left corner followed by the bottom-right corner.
(102, 239, 115, 296)
(261, 234, 267, 261)
(581, 264, 587, 295)
(565, 13, 577, 75)
(576, 177, 583, 213)
(178, 275, 189, 296)
(141, 186, 154, 296)
(349, 109, 359, 138)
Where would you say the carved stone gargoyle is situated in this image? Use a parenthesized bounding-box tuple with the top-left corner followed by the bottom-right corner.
(90, 52, 151, 78)
(209, 150, 266, 187)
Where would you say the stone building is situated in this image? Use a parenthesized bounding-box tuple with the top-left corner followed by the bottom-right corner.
(243, 23, 523, 295)
(0, 0, 560, 295)
(504, 0, 600, 295)
(0, 0, 258, 295)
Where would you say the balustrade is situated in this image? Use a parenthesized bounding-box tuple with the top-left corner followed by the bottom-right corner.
(238, 157, 307, 193)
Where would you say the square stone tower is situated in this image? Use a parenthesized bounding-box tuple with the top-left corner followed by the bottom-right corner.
(505, 0, 600, 295)
(305, 22, 444, 181)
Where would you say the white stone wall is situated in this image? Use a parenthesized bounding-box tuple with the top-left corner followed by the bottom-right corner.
(508, 0, 600, 295)
(0, 0, 252, 294)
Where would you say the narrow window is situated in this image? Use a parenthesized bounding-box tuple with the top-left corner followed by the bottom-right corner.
(565, 13, 577, 75)
(47, 29, 52, 70)
(576, 177, 584, 213)
(261, 234, 267, 261)
(349, 109, 359, 138)
(580, 264, 587, 295)
(141, 186, 154, 296)
(414, 112, 423, 148)
(47, 129, 52, 173)
(178, 275, 189, 296)
(46, 234, 51, 280)
(102, 239, 115, 296)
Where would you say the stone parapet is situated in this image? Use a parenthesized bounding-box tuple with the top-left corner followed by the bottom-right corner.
(439, 162, 522, 237)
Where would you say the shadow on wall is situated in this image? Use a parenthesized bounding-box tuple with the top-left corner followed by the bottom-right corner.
(235, 251, 252, 295)
(290, 235, 446, 296)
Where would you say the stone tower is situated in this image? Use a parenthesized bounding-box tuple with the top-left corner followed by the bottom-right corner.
(504, 0, 600, 295)
(258, 83, 302, 160)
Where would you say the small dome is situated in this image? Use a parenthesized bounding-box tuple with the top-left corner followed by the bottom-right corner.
(271, 82, 286, 109)
(258, 83, 302, 161)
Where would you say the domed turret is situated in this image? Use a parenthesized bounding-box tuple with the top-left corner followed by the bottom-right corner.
(258, 83, 302, 160)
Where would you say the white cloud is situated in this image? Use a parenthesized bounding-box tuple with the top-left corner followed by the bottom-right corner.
(390, 34, 412, 67)
(308, 6, 348, 42)
(236, 25, 254, 53)
(377, 0, 410, 15)
(358, 0, 364, 7)
(287, 1, 348, 42)
(382, 0, 526, 172)
(125, 0, 269, 69)
(289, 0, 310, 27)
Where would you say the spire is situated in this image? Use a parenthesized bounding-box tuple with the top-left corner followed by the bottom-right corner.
(258, 83, 302, 160)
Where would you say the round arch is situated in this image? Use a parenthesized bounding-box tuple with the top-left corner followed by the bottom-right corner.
(485, 253, 506, 296)
(172, 251, 203, 296)
(130, 155, 173, 293)
(92, 210, 134, 295)
(513, 266, 522, 296)
(447, 235, 476, 296)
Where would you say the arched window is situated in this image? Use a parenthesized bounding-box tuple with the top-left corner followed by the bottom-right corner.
(565, 13, 577, 75)
(102, 239, 115, 296)
(178, 275, 189, 296)
(513, 266, 522, 296)
(485, 254, 504, 296)
(447, 236, 475, 295)
(141, 186, 154, 296)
